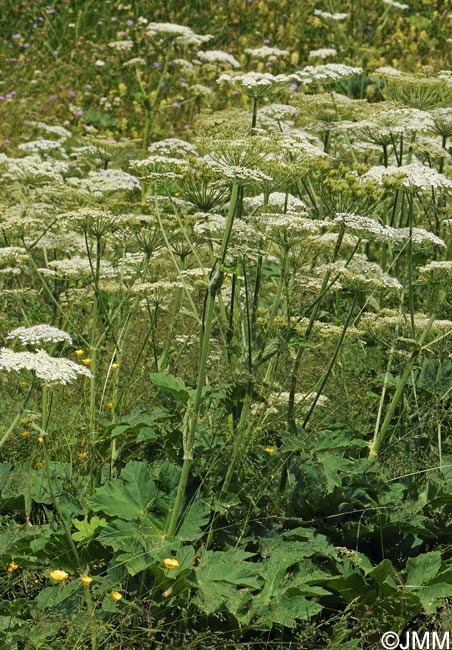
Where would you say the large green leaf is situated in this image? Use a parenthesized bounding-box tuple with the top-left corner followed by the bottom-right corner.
(97, 517, 166, 575)
(71, 515, 106, 544)
(254, 594, 323, 629)
(406, 551, 441, 587)
(35, 580, 82, 611)
(317, 452, 355, 493)
(417, 583, 452, 615)
(196, 549, 260, 588)
(149, 371, 190, 402)
(87, 461, 167, 521)
(177, 500, 211, 541)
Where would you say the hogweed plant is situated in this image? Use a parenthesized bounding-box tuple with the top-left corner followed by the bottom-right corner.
(4, 16, 452, 648)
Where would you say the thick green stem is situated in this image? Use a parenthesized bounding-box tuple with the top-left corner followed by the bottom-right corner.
(166, 182, 240, 537)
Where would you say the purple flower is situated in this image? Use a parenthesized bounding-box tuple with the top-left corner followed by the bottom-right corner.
(12, 34, 21, 40)
(153, 61, 160, 68)
(69, 90, 76, 98)
(232, 90, 239, 95)
(290, 83, 298, 91)
(265, 61, 273, 67)
(170, 129, 176, 136)
(76, 110, 83, 117)
(10, 57, 17, 62)
(111, 16, 118, 22)
(183, 124, 190, 130)
(5, 139, 10, 145)
(85, 84, 92, 90)
(126, 19, 134, 27)
(46, 7, 55, 14)
(0, 96, 4, 101)
(263, 38, 271, 44)
(117, 30, 126, 36)
(173, 102, 181, 108)
(52, 50, 58, 56)
(49, 94, 56, 101)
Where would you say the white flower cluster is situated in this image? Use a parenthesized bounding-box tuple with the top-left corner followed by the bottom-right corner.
(1, 155, 69, 183)
(244, 46, 289, 60)
(360, 310, 452, 340)
(108, 39, 134, 52)
(244, 191, 307, 213)
(373, 66, 402, 76)
(309, 48, 337, 59)
(268, 390, 329, 411)
(0, 347, 92, 385)
(42, 256, 116, 279)
(217, 71, 293, 97)
(253, 212, 321, 236)
(279, 132, 328, 162)
(18, 139, 62, 154)
(291, 63, 362, 86)
(193, 212, 259, 242)
(203, 155, 273, 184)
(25, 121, 72, 140)
(123, 57, 146, 68)
(362, 159, 452, 191)
(67, 169, 141, 196)
(330, 213, 445, 248)
(418, 260, 452, 281)
(318, 255, 402, 291)
(7, 325, 73, 346)
(331, 213, 391, 241)
(313, 9, 348, 20)
(148, 138, 198, 158)
(391, 227, 445, 248)
(383, 0, 409, 8)
(130, 155, 190, 181)
(197, 50, 240, 68)
(0, 247, 28, 266)
(258, 104, 299, 122)
(145, 22, 212, 48)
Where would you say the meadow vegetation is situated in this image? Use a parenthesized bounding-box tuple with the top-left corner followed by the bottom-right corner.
(2, 1, 452, 648)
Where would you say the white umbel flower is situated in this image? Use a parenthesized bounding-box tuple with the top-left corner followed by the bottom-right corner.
(7, 325, 73, 346)
(217, 71, 293, 97)
(197, 50, 240, 68)
(0, 348, 92, 384)
(244, 46, 289, 60)
(309, 48, 337, 59)
(362, 159, 452, 191)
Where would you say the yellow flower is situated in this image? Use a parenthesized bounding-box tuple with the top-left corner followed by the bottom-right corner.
(37, 436, 44, 444)
(50, 569, 69, 581)
(19, 381, 28, 388)
(264, 447, 275, 454)
(163, 558, 180, 570)
(35, 462, 44, 469)
(105, 401, 113, 409)
(82, 358, 92, 366)
(8, 561, 19, 573)
(21, 430, 30, 437)
(78, 452, 88, 460)
(111, 590, 123, 602)
(111, 363, 119, 370)
(81, 575, 93, 586)
(74, 349, 84, 358)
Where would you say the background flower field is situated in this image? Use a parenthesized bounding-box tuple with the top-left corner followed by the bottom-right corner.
(2, 1, 452, 649)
